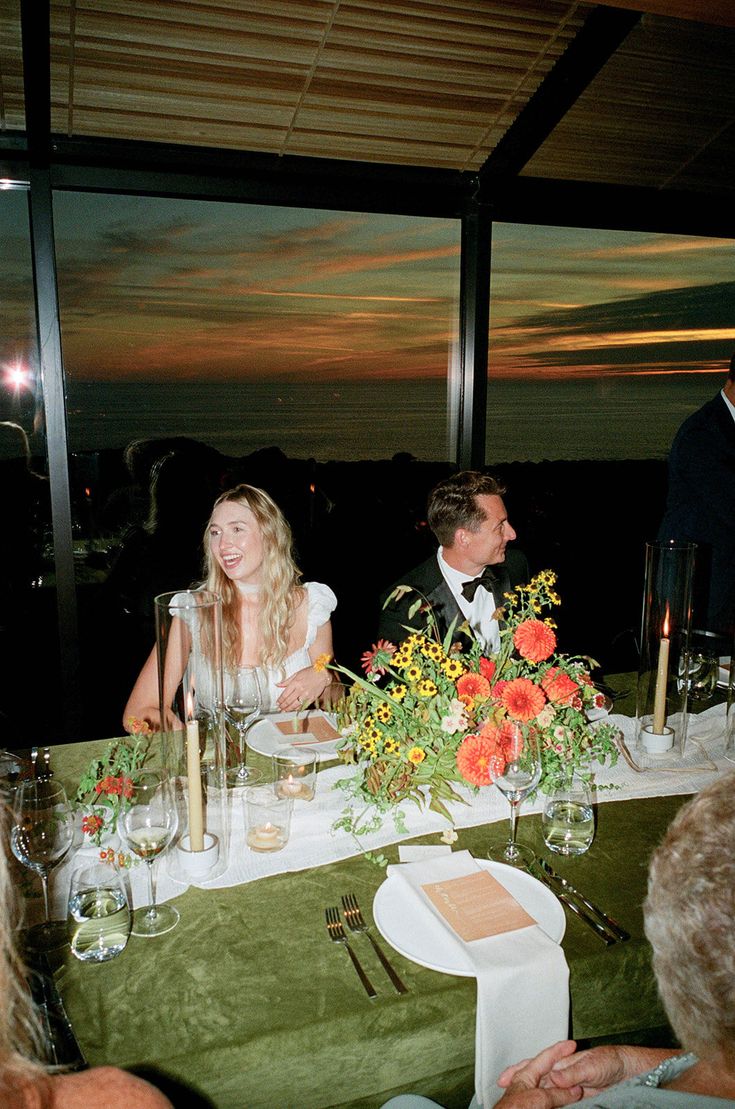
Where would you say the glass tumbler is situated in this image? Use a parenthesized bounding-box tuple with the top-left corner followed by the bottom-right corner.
(542, 775, 595, 856)
(67, 859, 131, 962)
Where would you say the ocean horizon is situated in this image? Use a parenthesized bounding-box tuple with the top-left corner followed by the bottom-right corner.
(63, 374, 721, 463)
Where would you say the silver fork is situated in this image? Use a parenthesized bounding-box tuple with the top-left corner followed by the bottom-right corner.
(342, 893, 408, 994)
(325, 907, 377, 999)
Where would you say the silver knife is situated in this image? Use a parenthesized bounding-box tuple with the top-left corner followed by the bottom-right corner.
(537, 858, 630, 943)
(529, 862, 617, 944)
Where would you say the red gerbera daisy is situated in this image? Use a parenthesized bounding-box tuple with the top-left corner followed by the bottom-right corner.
(541, 666, 579, 706)
(501, 678, 546, 722)
(513, 619, 557, 663)
(479, 657, 496, 682)
(360, 639, 396, 676)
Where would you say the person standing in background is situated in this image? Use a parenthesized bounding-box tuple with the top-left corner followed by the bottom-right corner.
(658, 354, 735, 635)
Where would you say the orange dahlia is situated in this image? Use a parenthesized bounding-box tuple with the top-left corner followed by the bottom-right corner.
(513, 619, 557, 663)
(456, 672, 491, 702)
(456, 732, 506, 786)
(500, 678, 546, 722)
(541, 666, 579, 705)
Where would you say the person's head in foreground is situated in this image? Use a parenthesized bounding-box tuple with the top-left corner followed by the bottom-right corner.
(491, 769, 735, 1105)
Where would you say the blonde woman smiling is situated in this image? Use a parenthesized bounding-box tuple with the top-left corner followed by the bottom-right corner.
(124, 484, 336, 730)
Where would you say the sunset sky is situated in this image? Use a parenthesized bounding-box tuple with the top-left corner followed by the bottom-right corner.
(3, 188, 735, 388)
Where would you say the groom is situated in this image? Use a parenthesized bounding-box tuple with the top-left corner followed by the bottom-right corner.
(379, 471, 528, 651)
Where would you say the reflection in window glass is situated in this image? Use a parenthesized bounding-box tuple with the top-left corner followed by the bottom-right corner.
(52, 193, 460, 734)
(488, 223, 735, 461)
(53, 194, 460, 462)
(0, 188, 55, 745)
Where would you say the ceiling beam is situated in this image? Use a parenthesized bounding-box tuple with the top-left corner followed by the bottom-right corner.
(478, 5, 641, 185)
(19, 0, 51, 167)
(594, 0, 735, 29)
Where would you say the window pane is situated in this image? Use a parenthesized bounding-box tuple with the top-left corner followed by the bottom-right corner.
(52, 193, 460, 734)
(488, 222, 735, 462)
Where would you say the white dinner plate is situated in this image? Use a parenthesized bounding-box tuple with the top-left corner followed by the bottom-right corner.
(372, 859, 565, 976)
(247, 712, 342, 758)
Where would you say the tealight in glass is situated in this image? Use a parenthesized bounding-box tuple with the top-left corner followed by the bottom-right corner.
(245, 785, 292, 853)
(272, 745, 316, 801)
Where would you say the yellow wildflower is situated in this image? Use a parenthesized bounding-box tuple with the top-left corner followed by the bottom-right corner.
(389, 684, 407, 702)
(376, 703, 392, 723)
(313, 653, 332, 672)
(417, 679, 438, 698)
(406, 665, 422, 682)
(407, 746, 426, 766)
(384, 738, 400, 756)
(442, 658, 464, 679)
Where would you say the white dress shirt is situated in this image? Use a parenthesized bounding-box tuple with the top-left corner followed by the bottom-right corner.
(721, 387, 735, 425)
(437, 548, 501, 653)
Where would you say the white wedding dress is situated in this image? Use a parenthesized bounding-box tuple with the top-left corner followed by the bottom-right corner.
(172, 582, 337, 713)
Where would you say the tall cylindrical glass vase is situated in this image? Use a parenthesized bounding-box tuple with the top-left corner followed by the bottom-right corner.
(155, 590, 228, 884)
(636, 541, 696, 758)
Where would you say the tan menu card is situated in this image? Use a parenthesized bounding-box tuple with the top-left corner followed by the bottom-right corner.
(275, 714, 340, 743)
(421, 871, 535, 942)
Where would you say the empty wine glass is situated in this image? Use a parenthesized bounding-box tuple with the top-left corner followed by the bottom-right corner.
(120, 773, 179, 938)
(11, 778, 74, 949)
(224, 667, 263, 785)
(489, 728, 541, 867)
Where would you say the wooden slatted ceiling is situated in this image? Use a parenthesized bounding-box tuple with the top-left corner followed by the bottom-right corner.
(43, 0, 589, 170)
(523, 13, 735, 192)
(0, 0, 24, 132)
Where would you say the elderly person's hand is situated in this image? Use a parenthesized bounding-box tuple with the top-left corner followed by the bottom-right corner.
(493, 1041, 583, 1107)
(276, 666, 330, 712)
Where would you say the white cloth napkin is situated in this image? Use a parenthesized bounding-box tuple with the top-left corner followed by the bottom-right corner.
(386, 850, 569, 1109)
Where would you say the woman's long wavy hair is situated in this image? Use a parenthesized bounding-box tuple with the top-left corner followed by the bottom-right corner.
(204, 485, 303, 674)
(0, 806, 48, 1105)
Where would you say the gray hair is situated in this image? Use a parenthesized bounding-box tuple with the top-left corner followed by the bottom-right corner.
(644, 771, 735, 1066)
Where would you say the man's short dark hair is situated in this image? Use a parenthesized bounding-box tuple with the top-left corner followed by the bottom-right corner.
(427, 470, 506, 547)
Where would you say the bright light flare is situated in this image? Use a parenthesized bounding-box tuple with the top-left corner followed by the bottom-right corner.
(4, 363, 30, 390)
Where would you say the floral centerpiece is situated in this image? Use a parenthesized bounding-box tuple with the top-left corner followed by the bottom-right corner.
(74, 720, 151, 851)
(326, 570, 618, 839)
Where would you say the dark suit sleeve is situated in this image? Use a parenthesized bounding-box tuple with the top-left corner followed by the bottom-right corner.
(505, 548, 529, 590)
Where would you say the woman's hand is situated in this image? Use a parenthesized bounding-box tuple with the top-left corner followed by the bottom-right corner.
(494, 1041, 583, 1107)
(276, 666, 330, 712)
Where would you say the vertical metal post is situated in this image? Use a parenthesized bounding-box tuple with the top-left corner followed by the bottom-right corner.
(22, 0, 80, 737)
(26, 171, 80, 738)
(456, 196, 491, 471)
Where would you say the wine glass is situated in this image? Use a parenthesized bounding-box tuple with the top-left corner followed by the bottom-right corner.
(489, 729, 541, 867)
(11, 779, 74, 949)
(224, 667, 263, 785)
(120, 773, 179, 937)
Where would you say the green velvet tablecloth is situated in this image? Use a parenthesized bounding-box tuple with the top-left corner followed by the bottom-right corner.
(44, 728, 688, 1109)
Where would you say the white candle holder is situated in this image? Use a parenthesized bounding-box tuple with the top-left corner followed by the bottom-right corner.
(174, 832, 220, 878)
(155, 590, 229, 885)
(636, 541, 695, 759)
(244, 785, 293, 853)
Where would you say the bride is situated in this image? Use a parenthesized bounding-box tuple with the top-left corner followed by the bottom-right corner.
(123, 483, 336, 731)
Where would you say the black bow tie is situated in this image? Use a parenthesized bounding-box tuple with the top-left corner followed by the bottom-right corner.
(461, 566, 501, 602)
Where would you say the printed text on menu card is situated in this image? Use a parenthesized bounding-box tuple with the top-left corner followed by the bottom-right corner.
(421, 871, 535, 942)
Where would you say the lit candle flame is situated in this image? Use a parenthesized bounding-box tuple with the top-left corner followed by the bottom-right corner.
(186, 691, 195, 722)
(662, 605, 670, 638)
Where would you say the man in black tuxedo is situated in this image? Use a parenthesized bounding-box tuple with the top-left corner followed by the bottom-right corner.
(379, 471, 528, 650)
(658, 355, 735, 634)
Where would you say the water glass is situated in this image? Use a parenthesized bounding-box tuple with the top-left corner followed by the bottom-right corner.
(542, 775, 595, 856)
(67, 859, 131, 962)
(245, 786, 292, 852)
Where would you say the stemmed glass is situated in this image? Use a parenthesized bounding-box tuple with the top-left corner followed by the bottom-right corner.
(224, 667, 263, 785)
(489, 729, 541, 867)
(11, 779, 74, 949)
(120, 773, 179, 937)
